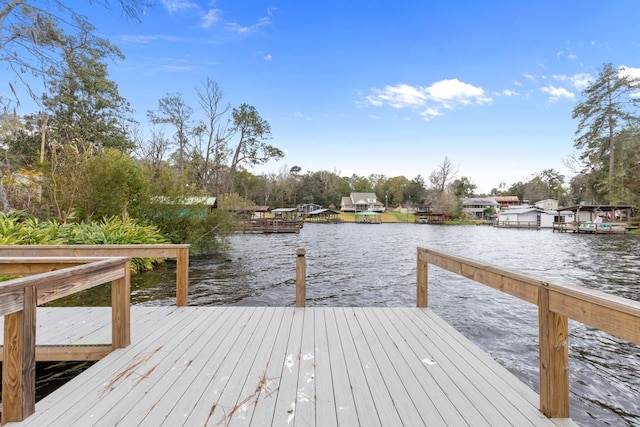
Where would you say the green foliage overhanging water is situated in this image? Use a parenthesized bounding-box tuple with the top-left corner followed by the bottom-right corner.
(0, 212, 168, 274)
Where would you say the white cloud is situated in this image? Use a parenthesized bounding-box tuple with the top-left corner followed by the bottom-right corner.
(552, 73, 593, 91)
(366, 83, 427, 109)
(294, 112, 311, 120)
(161, 0, 198, 13)
(540, 86, 575, 102)
(263, 54, 273, 61)
(619, 65, 640, 80)
(366, 79, 490, 120)
(420, 108, 442, 120)
(369, 114, 381, 120)
(201, 9, 221, 28)
(225, 16, 271, 35)
(426, 78, 491, 105)
(120, 34, 185, 44)
(567, 53, 576, 60)
(159, 64, 196, 72)
(570, 73, 593, 90)
(500, 89, 519, 96)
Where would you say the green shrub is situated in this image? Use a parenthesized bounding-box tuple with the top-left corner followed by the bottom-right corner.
(0, 212, 169, 274)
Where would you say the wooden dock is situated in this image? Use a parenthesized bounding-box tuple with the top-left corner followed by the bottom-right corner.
(2, 244, 639, 425)
(3, 306, 575, 427)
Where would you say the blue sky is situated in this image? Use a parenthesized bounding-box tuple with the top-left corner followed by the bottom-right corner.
(6, 1, 640, 193)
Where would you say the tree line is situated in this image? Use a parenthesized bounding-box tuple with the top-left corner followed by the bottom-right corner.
(0, 2, 639, 252)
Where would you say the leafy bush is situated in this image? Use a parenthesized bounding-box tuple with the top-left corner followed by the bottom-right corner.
(0, 212, 169, 273)
(137, 204, 231, 256)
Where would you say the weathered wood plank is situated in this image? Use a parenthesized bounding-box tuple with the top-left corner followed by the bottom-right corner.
(111, 259, 131, 349)
(75, 307, 225, 426)
(294, 306, 316, 426)
(0, 258, 108, 275)
(324, 307, 359, 426)
(0, 290, 24, 320)
(155, 307, 258, 426)
(16, 307, 205, 426)
(271, 307, 306, 425)
(245, 308, 296, 425)
(2, 286, 36, 424)
(422, 248, 539, 305)
(175, 246, 189, 306)
(312, 308, 338, 426)
(225, 307, 287, 427)
(342, 307, 405, 426)
(403, 308, 548, 426)
(7, 307, 576, 427)
(548, 285, 640, 345)
(539, 288, 570, 418)
(333, 308, 383, 426)
(363, 308, 450, 426)
(0, 244, 190, 259)
(120, 307, 239, 425)
(34, 345, 113, 361)
(380, 308, 481, 426)
(203, 307, 279, 426)
(353, 307, 427, 425)
(179, 307, 266, 426)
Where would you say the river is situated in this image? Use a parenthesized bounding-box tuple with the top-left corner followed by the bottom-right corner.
(54, 223, 640, 426)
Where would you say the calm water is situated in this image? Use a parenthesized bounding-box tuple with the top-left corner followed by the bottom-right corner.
(63, 224, 640, 426)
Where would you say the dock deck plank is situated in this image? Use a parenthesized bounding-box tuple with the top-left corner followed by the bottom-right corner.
(5, 306, 577, 427)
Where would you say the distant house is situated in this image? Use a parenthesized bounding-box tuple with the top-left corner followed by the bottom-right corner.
(497, 204, 574, 228)
(461, 197, 499, 219)
(341, 193, 385, 212)
(298, 203, 322, 215)
(492, 195, 521, 208)
(398, 202, 431, 214)
(534, 199, 559, 211)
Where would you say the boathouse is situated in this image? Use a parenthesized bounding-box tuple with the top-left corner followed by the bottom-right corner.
(495, 205, 573, 229)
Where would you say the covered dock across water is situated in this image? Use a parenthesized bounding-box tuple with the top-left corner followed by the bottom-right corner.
(553, 204, 636, 233)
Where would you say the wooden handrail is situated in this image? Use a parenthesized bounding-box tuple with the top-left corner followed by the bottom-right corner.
(0, 244, 190, 306)
(416, 246, 640, 419)
(0, 257, 131, 424)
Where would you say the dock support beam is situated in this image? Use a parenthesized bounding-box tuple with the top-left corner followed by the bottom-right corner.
(417, 249, 428, 307)
(538, 286, 570, 418)
(296, 249, 306, 307)
(2, 286, 36, 423)
(112, 259, 131, 349)
(176, 247, 189, 306)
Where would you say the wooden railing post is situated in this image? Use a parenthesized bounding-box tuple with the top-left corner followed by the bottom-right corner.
(296, 249, 306, 307)
(417, 249, 428, 307)
(2, 286, 37, 423)
(176, 247, 189, 306)
(538, 286, 570, 418)
(112, 260, 131, 349)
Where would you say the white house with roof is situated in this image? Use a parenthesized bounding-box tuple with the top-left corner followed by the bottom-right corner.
(341, 192, 385, 212)
(496, 204, 575, 228)
(461, 197, 499, 219)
